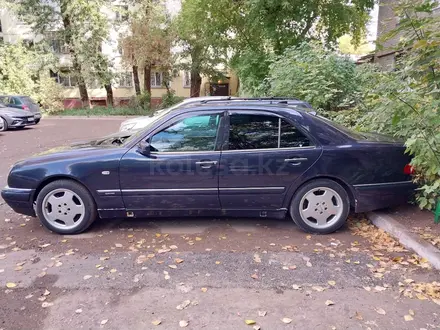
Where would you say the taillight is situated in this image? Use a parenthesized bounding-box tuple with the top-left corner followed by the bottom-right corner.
(22, 105, 30, 111)
(404, 164, 414, 175)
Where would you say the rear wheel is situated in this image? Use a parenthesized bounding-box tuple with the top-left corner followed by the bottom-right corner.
(0, 117, 7, 131)
(15, 126, 25, 129)
(36, 180, 97, 234)
(289, 179, 350, 234)
(35, 119, 40, 124)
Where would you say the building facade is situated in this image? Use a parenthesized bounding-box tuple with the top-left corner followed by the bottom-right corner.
(0, 2, 238, 108)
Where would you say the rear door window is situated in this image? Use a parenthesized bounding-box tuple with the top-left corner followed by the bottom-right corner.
(228, 113, 312, 150)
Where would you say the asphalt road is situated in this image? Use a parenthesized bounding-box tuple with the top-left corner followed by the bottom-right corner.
(0, 118, 439, 330)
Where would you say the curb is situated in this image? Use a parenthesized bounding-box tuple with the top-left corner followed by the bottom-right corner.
(367, 211, 440, 270)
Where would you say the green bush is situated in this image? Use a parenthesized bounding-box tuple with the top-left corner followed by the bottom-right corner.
(128, 92, 153, 115)
(159, 90, 185, 109)
(265, 43, 368, 111)
(50, 106, 147, 116)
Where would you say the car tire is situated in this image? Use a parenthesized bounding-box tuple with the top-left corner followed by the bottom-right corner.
(289, 179, 350, 234)
(35, 119, 40, 124)
(36, 180, 97, 234)
(0, 117, 8, 131)
(16, 126, 25, 129)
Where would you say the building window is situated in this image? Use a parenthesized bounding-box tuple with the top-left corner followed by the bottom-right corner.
(183, 71, 191, 88)
(50, 39, 69, 54)
(119, 72, 133, 88)
(115, 5, 129, 21)
(50, 70, 77, 87)
(151, 71, 163, 87)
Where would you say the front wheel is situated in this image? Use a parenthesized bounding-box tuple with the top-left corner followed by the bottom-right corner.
(36, 180, 97, 234)
(289, 179, 350, 234)
(0, 117, 8, 131)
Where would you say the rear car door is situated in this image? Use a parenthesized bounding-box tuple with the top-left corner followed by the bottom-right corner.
(119, 111, 224, 212)
(219, 110, 322, 210)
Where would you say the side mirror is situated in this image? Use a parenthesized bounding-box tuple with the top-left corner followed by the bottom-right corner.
(137, 140, 151, 157)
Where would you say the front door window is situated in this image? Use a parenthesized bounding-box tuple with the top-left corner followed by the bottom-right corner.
(150, 114, 221, 152)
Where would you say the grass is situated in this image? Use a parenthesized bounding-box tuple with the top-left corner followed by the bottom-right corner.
(48, 106, 153, 116)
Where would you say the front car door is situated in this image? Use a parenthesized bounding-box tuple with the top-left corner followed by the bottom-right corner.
(119, 111, 224, 215)
(219, 110, 322, 211)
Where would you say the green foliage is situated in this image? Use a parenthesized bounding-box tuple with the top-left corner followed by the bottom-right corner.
(51, 106, 147, 116)
(128, 92, 153, 114)
(331, 0, 440, 210)
(0, 42, 63, 112)
(159, 91, 185, 109)
(263, 43, 369, 111)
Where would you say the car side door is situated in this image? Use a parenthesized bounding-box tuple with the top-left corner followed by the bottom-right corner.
(119, 110, 225, 214)
(219, 110, 322, 211)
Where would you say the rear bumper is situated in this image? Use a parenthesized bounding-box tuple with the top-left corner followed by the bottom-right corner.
(354, 181, 416, 213)
(1, 186, 36, 216)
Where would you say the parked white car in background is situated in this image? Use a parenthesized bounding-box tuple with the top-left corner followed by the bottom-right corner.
(119, 96, 237, 132)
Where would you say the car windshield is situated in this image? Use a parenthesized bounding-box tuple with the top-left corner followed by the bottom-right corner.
(121, 106, 175, 145)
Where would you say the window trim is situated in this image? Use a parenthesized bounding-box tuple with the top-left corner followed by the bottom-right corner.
(224, 110, 317, 152)
(183, 71, 191, 88)
(118, 72, 133, 88)
(144, 110, 226, 154)
(151, 71, 164, 88)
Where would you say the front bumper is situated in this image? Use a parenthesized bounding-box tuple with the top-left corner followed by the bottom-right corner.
(1, 186, 36, 216)
(8, 116, 36, 127)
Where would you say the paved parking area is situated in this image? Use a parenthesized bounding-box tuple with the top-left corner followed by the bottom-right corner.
(0, 118, 439, 330)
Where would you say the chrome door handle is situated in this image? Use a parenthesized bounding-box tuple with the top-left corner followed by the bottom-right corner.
(195, 161, 218, 169)
(284, 157, 308, 165)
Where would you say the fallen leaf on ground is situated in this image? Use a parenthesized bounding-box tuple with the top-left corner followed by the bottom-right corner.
(328, 280, 336, 286)
(312, 286, 325, 292)
(175, 258, 184, 264)
(6, 282, 17, 288)
(374, 286, 386, 292)
(258, 311, 267, 317)
(110, 269, 117, 273)
(176, 300, 191, 310)
(179, 320, 189, 327)
(38, 296, 46, 302)
(215, 261, 221, 265)
(253, 326, 261, 330)
(375, 308, 386, 315)
(245, 320, 256, 325)
(306, 261, 312, 267)
(61, 239, 68, 243)
(115, 243, 123, 248)
(292, 284, 301, 290)
(75, 308, 82, 314)
(158, 249, 171, 254)
(253, 254, 261, 263)
(355, 311, 363, 320)
(39, 243, 51, 248)
(43, 289, 50, 296)
(136, 255, 148, 264)
(325, 300, 334, 306)
(170, 245, 178, 250)
(42, 302, 53, 308)
(201, 287, 208, 292)
(281, 318, 292, 324)
(152, 320, 161, 326)
(409, 309, 415, 316)
(100, 319, 108, 325)
(83, 275, 92, 280)
(404, 315, 414, 321)
(195, 237, 202, 241)
(363, 286, 371, 292)
(169, 265, 177, 269)
(15, 266, 23, 271)
(251, 273, 258, 279)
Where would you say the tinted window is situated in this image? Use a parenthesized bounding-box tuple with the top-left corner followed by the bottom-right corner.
(280, 119, 311, 148)
(150, 114, 220, 152)
(229, 114, 279, 150)
(229, 114, 311, 150)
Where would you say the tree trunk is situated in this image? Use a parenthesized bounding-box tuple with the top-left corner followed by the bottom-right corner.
(60, 0, 89, 108)
(72, 55, 90, 108)
(104, 84, 114, 107)
(133, 65, 141, 95)
(190, 70, 202, 97)
(143, 64, 151, 95)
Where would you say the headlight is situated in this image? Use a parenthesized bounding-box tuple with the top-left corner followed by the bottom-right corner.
(120, 122, 136, 132)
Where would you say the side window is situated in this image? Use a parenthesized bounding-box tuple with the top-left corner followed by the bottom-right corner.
(150, 114, 220, 152)
(229, 114, 279, 150)
(228, 114, 312, 150)
(280, 119, 311, 148)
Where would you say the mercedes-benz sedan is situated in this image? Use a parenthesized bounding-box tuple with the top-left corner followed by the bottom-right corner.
(2, 101, 415, 234)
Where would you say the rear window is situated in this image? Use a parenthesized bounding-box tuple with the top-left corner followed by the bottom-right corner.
(315, 115, 367, 140)
(21, 96, 36, 104)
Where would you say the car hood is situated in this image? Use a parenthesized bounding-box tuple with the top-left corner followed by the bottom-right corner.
(123, 116, 154, 125)
(0, 107, 32, 116)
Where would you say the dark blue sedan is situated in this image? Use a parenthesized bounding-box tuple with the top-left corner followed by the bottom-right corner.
(1, 100, 415, 234)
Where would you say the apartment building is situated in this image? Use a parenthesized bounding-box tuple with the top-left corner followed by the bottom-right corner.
(372, 0, 440, 69)
(0, 2, 238, 108)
